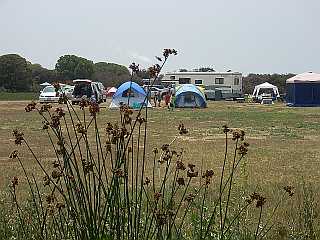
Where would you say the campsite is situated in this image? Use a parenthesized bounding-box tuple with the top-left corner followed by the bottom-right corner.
(1, 70, 320, 239)
(1, 0, 320, 239)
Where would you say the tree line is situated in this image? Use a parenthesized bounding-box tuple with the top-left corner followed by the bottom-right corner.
(0, 55, 296, 94)
(0, 54, 151, 92)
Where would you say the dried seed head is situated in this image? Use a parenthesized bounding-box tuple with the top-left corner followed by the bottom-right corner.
(89, 102, 100, 116)
(113, 168, 125, 178)
(153, 147, 159, 155)
(56, 202, 65, 210)
(129, 62, 140, 74)
(12, 129, 24, 145)
(187, 170, 198, 178)
(177, 177, 185, 186)
(46, 194, 55, 204)
(11, 176, 18, 189)
(284, 186, 294, 197)
(106, 122, 113, 134)
(154, 192, 162, 201)
(222, 125, 230, 134)
(9, 150, 19, 159)
(144, 177, 151, 186)
(178, 123, 188, 135)
(25, 101, 37, 112)
(155, 210, 167, 226)
(79, 98, 89, 109)
(42, 122, 49, 130)
(232, 129, 245, 141)
(155, 56, 162, 62)
(161, 144, 169, 152)
(256, 196, 266, 208)
(176, 161, 186, 171)
(50, 115, 61, 129)
(185, 193, 195, 202)
(188, 164, 195, 172)
(43, 176, 50, 186)
(52, 160, 60, 168)
(237, 143, 249, 156)
(106, 141, 112, 152)
(39, 104, 52, 114)
(148, 64, 161, 78)
(202, 169, 214, 178)
(51, 169, 62, 179)
(82, 160, 94, 175)
(55, 107, 65, 118)
(76, 122, 86, 134)
(163, 48, 178, 59)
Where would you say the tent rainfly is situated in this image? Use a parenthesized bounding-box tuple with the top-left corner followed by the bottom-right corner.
(286, 72, 320, 106)
(109, 81, 152, 109)
(252, 82, 280, 99)
(175, 84, 207, 108)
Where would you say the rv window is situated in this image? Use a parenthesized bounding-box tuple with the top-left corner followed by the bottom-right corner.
(195, 79, 203, 85)
(179, 78, 191, 84)
(215, 78, 224, 84)
(170, 76, 175, 80)
(234, 77, 240, 85)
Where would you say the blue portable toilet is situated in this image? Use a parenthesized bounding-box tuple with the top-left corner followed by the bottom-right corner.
(175, 84, 207, 108)
(286, 72, 320, 107)
(109, 81, 152, 109)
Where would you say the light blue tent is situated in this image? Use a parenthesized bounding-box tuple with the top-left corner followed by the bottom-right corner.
(109, 81, 152, 109)
(175, 84, 207, 108)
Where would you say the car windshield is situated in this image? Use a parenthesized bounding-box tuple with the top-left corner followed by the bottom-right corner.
(43, 86, 55, 93)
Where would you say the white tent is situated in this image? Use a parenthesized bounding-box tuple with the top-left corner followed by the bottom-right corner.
(107, 87, 117, 97)
(252, 82, 280, 98)
(40, 82, 51, 87)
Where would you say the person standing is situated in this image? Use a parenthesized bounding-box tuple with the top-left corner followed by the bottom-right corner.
(170, 93, 176, 111)
(164, 92, 170, 109)
(157, 91, 162, 107)
(153, 92, 157, 107)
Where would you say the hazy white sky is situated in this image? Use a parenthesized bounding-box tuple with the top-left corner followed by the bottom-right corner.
(0, 0, 319, 74)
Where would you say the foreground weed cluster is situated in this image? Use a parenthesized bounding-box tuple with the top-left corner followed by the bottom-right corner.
(3, 49, 294, 240)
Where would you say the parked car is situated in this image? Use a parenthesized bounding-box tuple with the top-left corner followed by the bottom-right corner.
(61, 85, 74, 99)
(143, 85, 169, 98)
(71, 79, 102, 104)
(94, 82, 107, 102)
(39, 85, 61, 103)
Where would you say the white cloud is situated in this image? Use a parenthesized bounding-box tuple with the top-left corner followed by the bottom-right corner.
(129, 51, 152, 65)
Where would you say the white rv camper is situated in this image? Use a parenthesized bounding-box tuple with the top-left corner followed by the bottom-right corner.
(162, 71, 243, 100)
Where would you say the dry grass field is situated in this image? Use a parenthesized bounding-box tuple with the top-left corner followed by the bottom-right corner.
(1, 100, 320, 192)
(1, 99, 320, 238)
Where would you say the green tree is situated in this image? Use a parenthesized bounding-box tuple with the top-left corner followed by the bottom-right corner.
(28, 63, 58, 83)
(0, 54, 32, 91)
(92, 62, 130, 87)
(55, 55, 94, 80)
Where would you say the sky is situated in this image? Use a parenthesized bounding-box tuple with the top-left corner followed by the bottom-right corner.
(0, 0, 319, 74)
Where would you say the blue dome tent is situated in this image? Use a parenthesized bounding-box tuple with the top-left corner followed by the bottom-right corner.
(175, 84, 207, 108)
(109, 81, 152, 109)
(286, 72, 320, 107)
